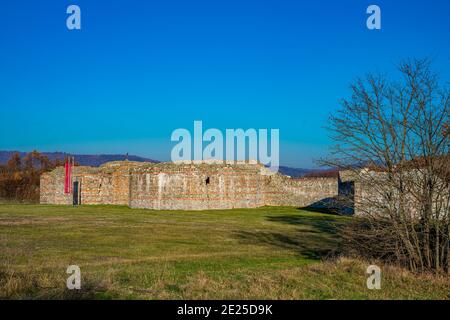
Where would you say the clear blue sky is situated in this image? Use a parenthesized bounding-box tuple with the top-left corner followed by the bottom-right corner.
(0, 0, 449, 168)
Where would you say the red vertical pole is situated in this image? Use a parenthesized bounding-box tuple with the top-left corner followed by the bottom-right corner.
(70, 156, 74, 193)
(64, 157, 69, 194)
(64, 156, 74, 194)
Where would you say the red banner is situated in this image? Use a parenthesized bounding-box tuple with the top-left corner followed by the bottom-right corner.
(64, 157, 73, 194)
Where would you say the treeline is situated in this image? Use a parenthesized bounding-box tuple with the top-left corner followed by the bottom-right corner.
(0, 151, 64, 203)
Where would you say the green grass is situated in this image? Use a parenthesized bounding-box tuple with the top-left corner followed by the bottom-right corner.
(0, 205, 448, 299)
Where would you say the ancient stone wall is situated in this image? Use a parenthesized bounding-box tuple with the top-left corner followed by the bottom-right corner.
(40, 167, 72, 205)
(265, 176, 338, 207)
(129, 162, 267, 210)
(40, 161, 339, 210)
(40, 162, 140, 206)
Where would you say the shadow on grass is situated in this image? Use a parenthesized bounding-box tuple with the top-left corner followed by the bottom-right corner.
(235, 230, 337, 260)
(234, 212, 345, 261)
(268, 213, 342, 235)
(298, 206, 338, 215)
(300, 197, 355, 216)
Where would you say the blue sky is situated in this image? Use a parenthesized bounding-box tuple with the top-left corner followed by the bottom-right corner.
(0, 0, 449, 168)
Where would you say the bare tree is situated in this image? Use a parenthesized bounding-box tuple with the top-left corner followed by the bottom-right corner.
(325, 59, 449, 274)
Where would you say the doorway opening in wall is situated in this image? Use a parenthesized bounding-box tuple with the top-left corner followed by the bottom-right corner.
(73, 181, 81, 205)
(205, 177, 210, 185)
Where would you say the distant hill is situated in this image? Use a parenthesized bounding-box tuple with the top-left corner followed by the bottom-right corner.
(0, 151, 159, 167)
(278, 166, 315, 178)
(277, 166, 337, 178)
(0, 151, 333, 177)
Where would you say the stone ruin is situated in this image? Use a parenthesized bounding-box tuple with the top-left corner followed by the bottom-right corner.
(40, 160, 338, 210)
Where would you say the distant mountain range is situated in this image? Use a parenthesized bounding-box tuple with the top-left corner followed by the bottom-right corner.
(0, 151, 332, 178)
(277, 166, 315, 178)
(278, 166, 339, 178)
(0, 151, 158, 167)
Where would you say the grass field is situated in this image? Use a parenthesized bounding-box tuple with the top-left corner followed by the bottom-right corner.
(0, 204, 448, 299)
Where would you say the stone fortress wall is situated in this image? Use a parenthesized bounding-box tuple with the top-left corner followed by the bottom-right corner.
(40, 161, 338, 210)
